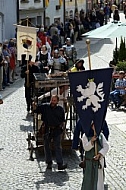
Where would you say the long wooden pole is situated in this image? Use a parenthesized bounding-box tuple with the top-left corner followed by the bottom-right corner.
(86, 39, 91, 70)
(86, 39, 98, 155)
(93, 125, 98, 156)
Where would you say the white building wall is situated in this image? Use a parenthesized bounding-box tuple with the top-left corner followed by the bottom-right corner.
(19, 0, 44, 26)
(19, 0, 87, 28)
(19, 0, 43, 10)
(46, 0, 64, 26)
(65, 0, 87, 19)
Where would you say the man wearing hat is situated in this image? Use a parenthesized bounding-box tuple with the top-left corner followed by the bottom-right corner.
(70, 59, 85, 72)
(62, 38, 77, 69)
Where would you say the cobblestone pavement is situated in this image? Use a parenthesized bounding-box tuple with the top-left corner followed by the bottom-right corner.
(0, 80, 126, 190)
(0, 12, 126, 190)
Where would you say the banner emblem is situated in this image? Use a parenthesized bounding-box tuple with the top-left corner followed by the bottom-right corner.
(77, 80, 104, 112)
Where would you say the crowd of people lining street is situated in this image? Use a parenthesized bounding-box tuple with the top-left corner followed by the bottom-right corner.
(1, 2, 126, 189)
(0, 2, 124, 92)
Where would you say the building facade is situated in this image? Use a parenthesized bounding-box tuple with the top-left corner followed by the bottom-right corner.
(65, 0, 86, 20)
(19, 0, 45, 27)
(0, 0, 17, 42)
(19, 0, 87, 27)
(19, 0, 64, 27)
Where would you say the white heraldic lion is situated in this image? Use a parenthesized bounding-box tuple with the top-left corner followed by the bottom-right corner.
(76, 80, 105, 112)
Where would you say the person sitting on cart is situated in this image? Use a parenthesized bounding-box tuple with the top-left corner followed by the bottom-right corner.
(33, 95, 67, 170)
(109, 70, 126, 108)
(38, 85, 69, 109)
(70, 59, 85, 72)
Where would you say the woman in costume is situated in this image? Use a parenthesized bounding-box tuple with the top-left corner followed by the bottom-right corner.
(37, 45, 51, 74)
(81, 122, 109, 190)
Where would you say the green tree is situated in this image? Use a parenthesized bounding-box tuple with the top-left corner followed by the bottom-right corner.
(118, 37, 126, 61)
(116, 61, 126, 72)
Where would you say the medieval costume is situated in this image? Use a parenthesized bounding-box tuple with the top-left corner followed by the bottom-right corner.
(81, 125, 109, 190)
(21, 56, 40, 113)
(62, 38, 77, 69)
(70, 59, 85, 72)
(37, 45, 51, 74)
(51, 49, 67, 74)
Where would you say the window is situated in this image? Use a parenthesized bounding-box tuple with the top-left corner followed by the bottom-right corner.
(20, 0, 29, 3)
(34, 0, 41, 2)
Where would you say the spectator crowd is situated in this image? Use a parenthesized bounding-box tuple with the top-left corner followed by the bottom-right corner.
(0, 2, 122, 94)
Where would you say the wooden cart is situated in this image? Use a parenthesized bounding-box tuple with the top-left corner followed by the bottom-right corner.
(27, 73, 77, 160)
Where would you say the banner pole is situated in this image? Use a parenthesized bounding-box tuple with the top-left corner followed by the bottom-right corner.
(93, 124, 98, 156)
(86, 39, 91, 70)
(86, 39, 98, 155)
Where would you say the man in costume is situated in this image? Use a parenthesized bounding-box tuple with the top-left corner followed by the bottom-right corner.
(21, 55, 40, 113)
(38, 85, 69, 109)
(62, 38, 77, 69)
(34, 95, 67, 170)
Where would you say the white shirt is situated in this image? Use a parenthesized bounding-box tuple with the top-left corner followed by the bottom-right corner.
(38, 87, 69, 108)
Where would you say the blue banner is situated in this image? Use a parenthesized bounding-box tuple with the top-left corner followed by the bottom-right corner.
(68, 68, 113, 136)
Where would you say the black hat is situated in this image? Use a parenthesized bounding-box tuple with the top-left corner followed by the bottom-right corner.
(75, 59, 84, 65)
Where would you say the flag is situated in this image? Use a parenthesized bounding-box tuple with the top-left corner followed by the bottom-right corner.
(68, 68, 113, 136)
(45, 0, 49, 7)
(17, 25, 36, 61)
(59, 0, 63, 6)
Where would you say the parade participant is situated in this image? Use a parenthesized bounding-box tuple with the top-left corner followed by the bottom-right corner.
(72, 119, 109, 168)
(21, 55, 40, 114)
(38, 85, 69, 108)
(37, 45, 51, 74)
(59, 48, 68, 72)
(109, 71, 126, 108)
(70, 59, 85, 72)
(51, 49, 67, 73)
(62, 38, 77, 68)
(34, 95, 67, 170)
(81, 122, 109, 190)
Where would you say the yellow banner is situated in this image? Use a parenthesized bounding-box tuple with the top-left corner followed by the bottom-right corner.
(59, 0, 63, 6)
(45, 0, 49, 7)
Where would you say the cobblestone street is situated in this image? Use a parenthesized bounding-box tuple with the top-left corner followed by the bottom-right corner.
(0, 80, 126, 189)
(0, 12, 126, 190)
